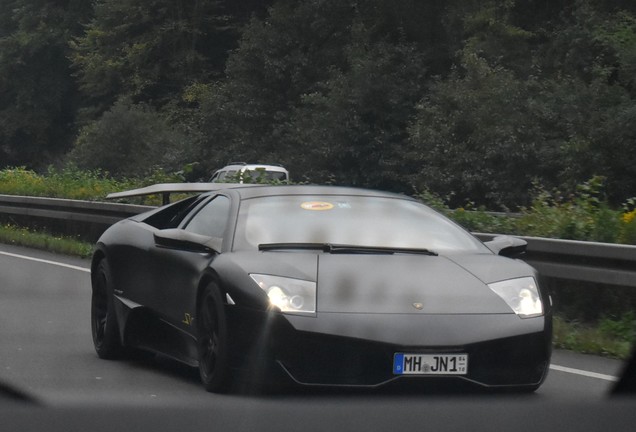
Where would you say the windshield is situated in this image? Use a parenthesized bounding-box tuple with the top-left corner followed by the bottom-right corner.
(233, 195, 488, 253)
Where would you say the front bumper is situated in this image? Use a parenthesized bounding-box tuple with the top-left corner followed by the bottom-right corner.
(275, 330, 549, 388)
(227, 308, 552, 389)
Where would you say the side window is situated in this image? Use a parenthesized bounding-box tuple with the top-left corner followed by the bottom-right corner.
(184, 196, 230, 238)
(143, 196, 202, 229)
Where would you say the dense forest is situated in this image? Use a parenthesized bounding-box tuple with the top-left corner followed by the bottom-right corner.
(1, 0, 636, 209)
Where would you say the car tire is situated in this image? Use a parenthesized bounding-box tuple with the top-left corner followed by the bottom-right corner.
(197, 281, 231, 393)
(91, 259, 125, 359)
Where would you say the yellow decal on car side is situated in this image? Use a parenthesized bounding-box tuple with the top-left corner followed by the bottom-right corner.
(182, 313, 194, 326)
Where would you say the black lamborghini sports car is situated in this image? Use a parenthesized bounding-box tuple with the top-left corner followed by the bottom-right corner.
(91, 184, 552, 392)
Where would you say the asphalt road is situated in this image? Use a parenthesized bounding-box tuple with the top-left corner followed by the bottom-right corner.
(1, 243, 634, 432)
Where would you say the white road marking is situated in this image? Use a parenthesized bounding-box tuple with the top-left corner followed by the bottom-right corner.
(0, 250, 90, 273)
(550, 364, 618, 382)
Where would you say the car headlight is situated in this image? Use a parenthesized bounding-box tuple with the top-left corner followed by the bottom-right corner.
(488, 277, 543, 318)
(250, 274, 316, 314)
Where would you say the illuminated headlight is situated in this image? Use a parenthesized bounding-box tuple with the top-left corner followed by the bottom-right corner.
(488, 277, 543, 318)
(250, 274, 316, 314)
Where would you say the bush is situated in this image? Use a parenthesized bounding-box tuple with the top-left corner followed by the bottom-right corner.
(69, 100, 190, 178)
(0, 165, 181, 204)
(439, 177, 636, 245)
(0, 166, 129, 200)
(620, 200, 636, 244)
(514, 177, 622, 243)
(553, 314, 634, 359)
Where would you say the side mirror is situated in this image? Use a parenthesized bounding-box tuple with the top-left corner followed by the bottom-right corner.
(484, 235, 527, 258)
(154, 229, 221, 254)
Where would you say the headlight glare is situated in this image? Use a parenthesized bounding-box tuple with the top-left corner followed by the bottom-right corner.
(250, 274, 316, 314)
(488, 277, 543, 318)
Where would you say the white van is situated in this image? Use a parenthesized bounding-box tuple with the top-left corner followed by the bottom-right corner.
(209, 163, 289, 183)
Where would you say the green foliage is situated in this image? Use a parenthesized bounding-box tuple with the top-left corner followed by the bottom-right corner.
(450, 0, 535, 75)
(599, 311, 636, 342)
(448, 208, 518, 235)
(594, 11, 636, 91)
(3, 0, 636, 210)
(286, 24, 428, 190)
(536, 1, 613, 82)
(0, 0, 93, 167)
(198, 0, 430, 190)
(0, 166, 180, 202)
(537, 76, 636, 205)
(196, 0, 358, 171)
(408, 52, 554, 208)
(69, 100, 190, 178)
(406, 2, 636, 208)
(70, 0, 244, 111)
(439, 177, 636, 245)
(553, 315, 634, 359)
(413, 188, 450, 213)
(0, 166, 124, 199)
(620, 199, 636, 243)
(515, 177, 622, 242)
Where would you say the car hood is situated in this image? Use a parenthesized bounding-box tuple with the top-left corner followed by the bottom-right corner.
(316, 254, 516, 314)
(225, 251, 534, 315)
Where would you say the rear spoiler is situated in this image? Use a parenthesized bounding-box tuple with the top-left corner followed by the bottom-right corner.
(106, 183, 248, 205)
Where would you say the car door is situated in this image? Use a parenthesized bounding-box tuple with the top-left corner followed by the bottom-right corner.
(147, 194, 232, 334)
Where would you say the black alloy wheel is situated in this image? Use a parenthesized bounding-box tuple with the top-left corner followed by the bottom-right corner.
(91, 259, 124, 359)
(197, 281, 231, 392)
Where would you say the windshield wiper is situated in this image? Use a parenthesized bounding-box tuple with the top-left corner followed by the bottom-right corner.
(258, 243, 437, 256)
(259, 243, 333, 252)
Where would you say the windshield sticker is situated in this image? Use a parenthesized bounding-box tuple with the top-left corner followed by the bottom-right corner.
(301, 201, 334, 211)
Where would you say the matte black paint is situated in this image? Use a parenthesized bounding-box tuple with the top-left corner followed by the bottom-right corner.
(92, 185, 552, 390)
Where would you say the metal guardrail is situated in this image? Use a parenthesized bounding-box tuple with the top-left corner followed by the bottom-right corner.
(0, 194, 153, 240)
(0, 194, 153, 225)
(1, 194, 635, 288)
(475, 234, 636, 288)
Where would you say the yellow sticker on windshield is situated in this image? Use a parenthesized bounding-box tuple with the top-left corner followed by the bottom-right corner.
(301, 201, 334, 211)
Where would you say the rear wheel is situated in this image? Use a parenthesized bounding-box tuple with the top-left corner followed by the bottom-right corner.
(91, 259, 124, 359)
(197, 281, 231, 392)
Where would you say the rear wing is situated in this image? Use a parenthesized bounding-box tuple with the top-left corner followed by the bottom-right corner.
(106, 183, 246, 205)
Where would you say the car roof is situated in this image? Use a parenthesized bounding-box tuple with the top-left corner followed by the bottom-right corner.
(209, 184, 414, 201)
(107, 183, 414, 204)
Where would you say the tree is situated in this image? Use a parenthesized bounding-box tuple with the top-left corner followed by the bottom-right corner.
(71, 0, 255, 114)
(195, 0, 357, 172)
(530, 2, 636, 204)
(196, 0, 435, 187)
(285, 23, 427, 190)
(408, 53, 556, 209)
(69, 100, 189, 177)
(0, 0, 93, 168)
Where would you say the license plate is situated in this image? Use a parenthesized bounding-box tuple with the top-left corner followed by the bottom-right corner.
(393, 353, 468, 375)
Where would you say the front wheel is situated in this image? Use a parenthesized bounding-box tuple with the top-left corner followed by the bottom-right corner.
(91, 259, 124, 359)
(197, 281, 231, 392)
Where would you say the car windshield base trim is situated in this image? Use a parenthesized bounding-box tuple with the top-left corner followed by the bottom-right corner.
(259, 243, 438, 256)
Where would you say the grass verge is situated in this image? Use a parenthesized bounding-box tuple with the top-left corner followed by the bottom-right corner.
(0, 224, 93, 258)
(553, 315, 634, 360)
